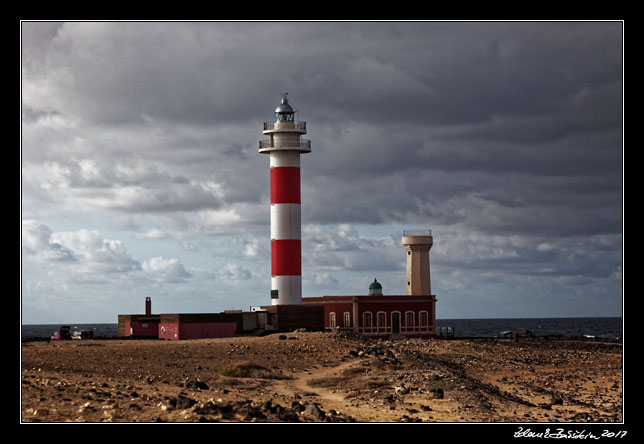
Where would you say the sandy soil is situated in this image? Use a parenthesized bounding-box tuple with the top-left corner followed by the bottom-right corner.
(21, 331, 623, 423)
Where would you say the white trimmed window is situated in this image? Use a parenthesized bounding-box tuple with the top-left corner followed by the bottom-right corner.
(419, 311, 428, 327)
(405, 311, 415, 328)
(363, 312, 372, 328)
(377, 312, 386, 328)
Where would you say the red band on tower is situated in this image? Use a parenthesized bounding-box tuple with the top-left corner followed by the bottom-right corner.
(270, 167, 301, 204)
(271, 239, 302, 276)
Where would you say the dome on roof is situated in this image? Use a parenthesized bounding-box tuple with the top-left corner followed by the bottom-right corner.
(368, 278, 383, 295)
(275, 97, 295, 114)
(274, 95, 296, 122)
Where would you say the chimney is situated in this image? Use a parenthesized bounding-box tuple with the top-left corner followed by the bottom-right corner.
(145, 297, 151, 316)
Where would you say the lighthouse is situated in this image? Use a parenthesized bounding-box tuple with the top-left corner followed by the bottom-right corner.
(259, 94, 311, 305)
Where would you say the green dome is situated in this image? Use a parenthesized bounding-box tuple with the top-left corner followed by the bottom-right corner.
(369, 278, 382, 295)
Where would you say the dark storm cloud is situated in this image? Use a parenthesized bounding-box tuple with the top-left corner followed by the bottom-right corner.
(22, 21, 622, 240)
(294, 22, 621, 126)
(25, 22, 620, 127)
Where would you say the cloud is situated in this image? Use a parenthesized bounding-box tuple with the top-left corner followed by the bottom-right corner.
(22, 22, 622, 238)
(22, 220, 141, 275)
(217, 263, 252, 281)
(313, 272, 339, 286)
(21, 147, 231, 214)
(304, 224, 403, 273)
(432, 228, 622, 283)
(48, 228, 141, 274)
(241, 236, 269, 259)
(142, 256, 191, 282)
(21, 221, 198, 283)
(22, 220, 76, 262)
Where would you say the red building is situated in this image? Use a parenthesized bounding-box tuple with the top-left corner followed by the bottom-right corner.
(158, 313, 240, 340)
(118, 299, 256, 340)
(118, 297, 160, 338)
(303, 279, 437, 339)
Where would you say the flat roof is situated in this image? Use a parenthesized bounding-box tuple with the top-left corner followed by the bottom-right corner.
(302, 295, 435, 303)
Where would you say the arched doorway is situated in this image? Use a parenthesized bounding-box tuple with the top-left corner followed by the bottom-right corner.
(392, 312, 400, 334)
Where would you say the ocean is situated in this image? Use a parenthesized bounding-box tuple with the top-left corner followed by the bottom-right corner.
(21, 323, 119, 340)
(21, 317, 622, 340)
(435, 317, 622, 339)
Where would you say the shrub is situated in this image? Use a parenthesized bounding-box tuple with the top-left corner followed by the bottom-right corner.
(219, 362, 289, 380)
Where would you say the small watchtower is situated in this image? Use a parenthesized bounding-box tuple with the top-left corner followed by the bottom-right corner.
(401, 230, 433, 296)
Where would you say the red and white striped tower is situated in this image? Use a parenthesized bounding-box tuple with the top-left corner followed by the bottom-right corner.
(259, 94, 311, 305)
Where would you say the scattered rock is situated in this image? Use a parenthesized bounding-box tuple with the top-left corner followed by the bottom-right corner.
(400, 415, 422, 422)
(33, 408, 49, 417)
(169, 394, 197, 410)
(431, 388, 444, 399)
(395, 385, 410, 395)
(187, 398, 354, 422)
(303, 403, 326, 421)
(550, 394, 564, 405)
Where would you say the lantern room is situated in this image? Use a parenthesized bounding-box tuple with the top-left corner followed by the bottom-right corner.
(275, 94, 295, 121)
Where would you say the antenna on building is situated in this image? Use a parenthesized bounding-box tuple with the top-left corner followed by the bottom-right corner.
(281, 92, 299, 116)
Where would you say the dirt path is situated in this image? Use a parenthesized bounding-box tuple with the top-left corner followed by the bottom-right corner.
(270, 358, 401, 422)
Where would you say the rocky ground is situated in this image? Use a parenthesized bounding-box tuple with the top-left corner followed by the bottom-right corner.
(21, 330, 623, 423)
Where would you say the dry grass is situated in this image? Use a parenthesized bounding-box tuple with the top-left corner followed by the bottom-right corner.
(307, 376, 345, 388)
(307, 365, 368, 388)
(219, 361, 290, 380)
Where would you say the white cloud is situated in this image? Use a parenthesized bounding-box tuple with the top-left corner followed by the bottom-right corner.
(313, 272, 339, 286)
(141, 256, 191, 282)
(22, 220, 76, 262)
(303, 224, 403, 272)
(135, 228, 172, 240)
(537, 243, 555, 252)
(50, 229, 141, 274)
(217, 263, 252, 281)
(242, 237, 269, 259)
(22, 221, 192, 281)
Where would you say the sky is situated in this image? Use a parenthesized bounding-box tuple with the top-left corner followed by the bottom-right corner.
(21, 21, 623, 324)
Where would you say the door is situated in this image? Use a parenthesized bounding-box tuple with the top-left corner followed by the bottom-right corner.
(392, 312, 400, 334)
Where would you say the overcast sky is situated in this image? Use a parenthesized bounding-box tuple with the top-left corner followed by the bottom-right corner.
(21, 21, 623, 324)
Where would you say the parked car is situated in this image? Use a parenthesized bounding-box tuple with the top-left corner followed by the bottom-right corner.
(71, 329, 94, 340)
(50, 326, 72, 341)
